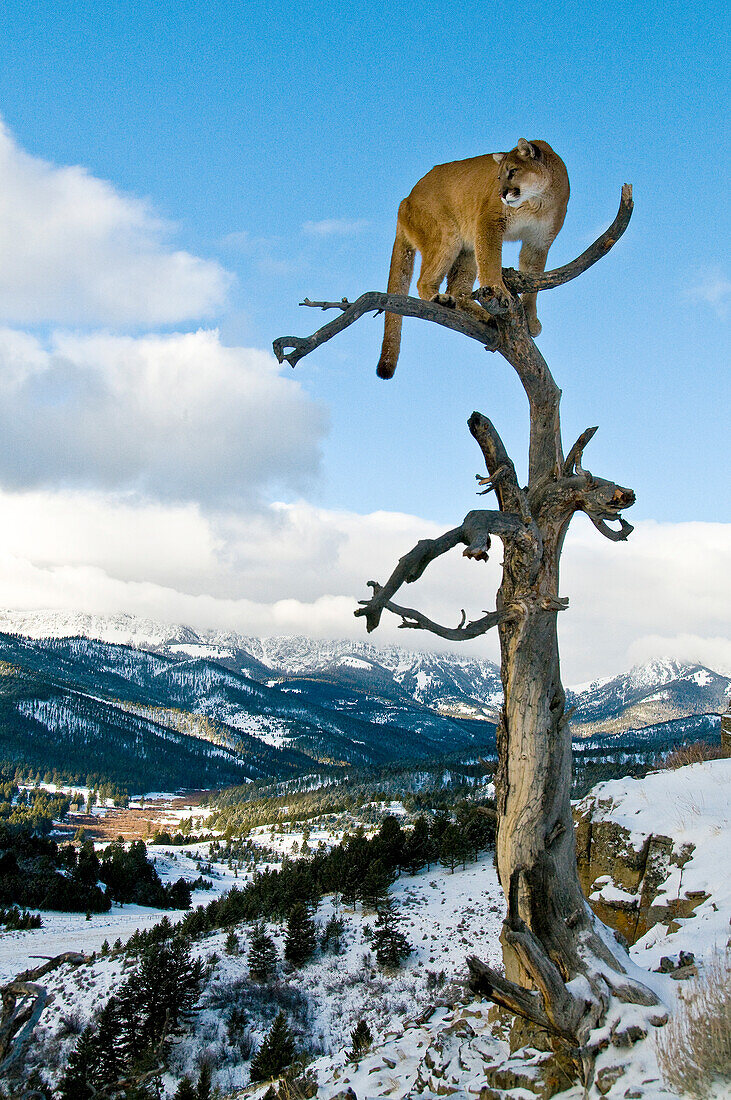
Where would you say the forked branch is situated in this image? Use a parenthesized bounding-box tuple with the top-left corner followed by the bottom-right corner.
(354, 508, 530, 635)
(363, 589, 505, 640)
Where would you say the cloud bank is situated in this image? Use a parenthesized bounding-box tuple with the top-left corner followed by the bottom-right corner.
(0, 119, 230, 326)
(0, 487, 727, 683)
(0, 328, 327, 504)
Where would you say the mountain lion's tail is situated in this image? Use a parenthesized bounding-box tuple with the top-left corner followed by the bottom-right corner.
(377, 226, 415, 379)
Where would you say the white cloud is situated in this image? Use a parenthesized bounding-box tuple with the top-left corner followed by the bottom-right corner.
(0, 490, 727, 682)
(0, 328, 328, 504)
(0, 119, 230, 326)
(302, 218, 369, 237)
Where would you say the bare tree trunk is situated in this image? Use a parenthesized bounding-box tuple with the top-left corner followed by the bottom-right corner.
(274, 185, 673, 1094)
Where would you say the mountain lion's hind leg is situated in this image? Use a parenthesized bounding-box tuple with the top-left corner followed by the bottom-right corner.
(442, 250, 486, 319)
(416, 229, 461, 304)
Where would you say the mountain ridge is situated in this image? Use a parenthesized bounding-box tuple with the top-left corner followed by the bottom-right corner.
(0, 610, 726, 787)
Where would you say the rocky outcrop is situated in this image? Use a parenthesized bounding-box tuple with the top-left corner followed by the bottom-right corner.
(574, 796, 707, 945)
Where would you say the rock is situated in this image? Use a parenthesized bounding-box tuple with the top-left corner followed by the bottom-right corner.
(669, 962, 698, 980)
(329, 1090, 357, 1100)
(595, 1064, 625, 1095)
(480, 1046, 573, 1099)
(574, 801, 706, 945)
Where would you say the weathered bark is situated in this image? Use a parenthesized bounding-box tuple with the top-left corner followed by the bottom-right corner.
(273, 183, 668, 1092)
(0, 952, 85, 1076)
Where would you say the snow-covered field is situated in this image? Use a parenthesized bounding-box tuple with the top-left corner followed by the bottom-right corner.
(0, 843, 236, 981)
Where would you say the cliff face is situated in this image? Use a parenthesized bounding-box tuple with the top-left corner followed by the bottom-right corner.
(572, 761, 731, 954)
(574, 803, 705, 945)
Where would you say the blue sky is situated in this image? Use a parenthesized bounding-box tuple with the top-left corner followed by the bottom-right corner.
(0, 0, 727, 678)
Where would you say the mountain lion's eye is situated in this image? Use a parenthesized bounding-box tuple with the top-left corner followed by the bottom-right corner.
(507, 169, 516, 180)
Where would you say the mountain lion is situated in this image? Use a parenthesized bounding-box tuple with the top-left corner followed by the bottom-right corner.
(377, 139, 569, 379)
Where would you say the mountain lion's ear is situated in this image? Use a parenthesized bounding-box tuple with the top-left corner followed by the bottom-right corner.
(517, 139, 540, 159)
(492, 152, 507, 164)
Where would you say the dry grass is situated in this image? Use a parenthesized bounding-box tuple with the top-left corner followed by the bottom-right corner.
(662, 741, 725, 770)
(657, 949, 731, 1098)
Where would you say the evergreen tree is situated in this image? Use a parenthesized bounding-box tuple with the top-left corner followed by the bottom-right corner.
(371, 901, 412, 970)
(348, 1018, 373, 1059)
(196, 1062, 212, 1100)
(57, 1027, 97, 1100)
(438, 823, 468, 873)
(340, 861, 361, 909)
(93, 997, 126, 1086)
(360, 858, 394, 912)
(320, 913, 345, 953)
(401, 815, 431, 874)
(248, 923, 278, 981)
(284, 902, 316, 967)
(225, 929, 240, 955)
(174, 1077, 197, 1100)
(374, 814, 403, 871)
(456, 803, 494, 860)
(75, 838, 101, 886)
(249, 1012, 296, 1083)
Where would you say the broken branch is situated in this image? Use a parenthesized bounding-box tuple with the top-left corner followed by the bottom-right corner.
(354, 510, 528, 632)
(563, 425, 598, 476)
(273, 291, 499, 368)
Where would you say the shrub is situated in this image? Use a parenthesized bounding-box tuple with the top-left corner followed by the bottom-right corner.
(657, 949, 731, 1098)
(662, 741, 724, 769)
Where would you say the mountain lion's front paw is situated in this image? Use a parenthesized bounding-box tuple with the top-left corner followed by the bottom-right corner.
(527, 315, 542, 337)
(475, 284, 512, 315)
(431, 293, 457, 308)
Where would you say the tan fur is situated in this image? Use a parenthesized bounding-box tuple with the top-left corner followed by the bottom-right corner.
(377, 139, 569, 379)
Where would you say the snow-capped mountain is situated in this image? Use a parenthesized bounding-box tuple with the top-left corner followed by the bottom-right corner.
(0, 611, 727, 789)
(0, 626, 499, 792)
(566, 657, 730, 736)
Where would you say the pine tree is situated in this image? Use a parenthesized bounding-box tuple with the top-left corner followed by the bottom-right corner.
(438, 823, 468, 873)
(348, 1018, 373, 1059)
(375, 814, 403, 871)
(320, 913, 345, 953)
(284, 902, 316, 967)
(371, 901, 412, 970)
(93, 997, 126, 1086)
(174, 1077, 197, 1100)
(401, 816, 431, 874)
(196, 1061, 212, 1100)
(225, 928, 240, 955)
(248, 923, 278, 981)
(360, 858, 394, 912)
(249, 1012, 296, 1083)
(57, 1027, 97, 1100)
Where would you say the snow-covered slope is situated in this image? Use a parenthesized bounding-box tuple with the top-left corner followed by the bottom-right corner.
(1, 610, 727, 737)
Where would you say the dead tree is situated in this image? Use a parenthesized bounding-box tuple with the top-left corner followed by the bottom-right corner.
(274, 186, 670, 1093)
(0, 951, 85, 1077)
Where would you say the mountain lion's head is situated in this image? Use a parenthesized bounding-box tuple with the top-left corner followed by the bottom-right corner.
(493, 139, 555, 208)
